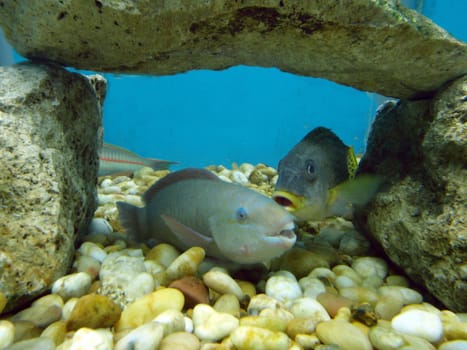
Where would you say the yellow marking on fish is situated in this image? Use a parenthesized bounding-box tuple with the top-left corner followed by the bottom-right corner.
(272, 191, 306, 211)
(347, 146, 358, 180)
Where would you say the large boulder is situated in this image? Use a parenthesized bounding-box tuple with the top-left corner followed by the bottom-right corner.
(356, 76, 467, 311)
(0, 63, 104, 313)
(0, 0, 466, 99)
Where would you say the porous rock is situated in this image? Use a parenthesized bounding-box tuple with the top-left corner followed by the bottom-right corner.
(0, 62, 104, 313)
(356, 75, 467, 311)
(1, 1, 466, 98)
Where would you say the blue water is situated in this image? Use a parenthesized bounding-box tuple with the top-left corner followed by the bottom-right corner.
(9, 0, 466, 169)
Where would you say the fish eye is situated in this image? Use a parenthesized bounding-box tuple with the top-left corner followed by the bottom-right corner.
(236, 207, 248, 222)
(305, 160, 317, 180)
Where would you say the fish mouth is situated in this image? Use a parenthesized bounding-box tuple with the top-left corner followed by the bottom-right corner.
(272, 191, 305, 211)
(266, 221, 296, 242)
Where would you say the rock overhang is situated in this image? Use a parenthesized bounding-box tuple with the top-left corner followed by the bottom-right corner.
(0, 0, 466, 99)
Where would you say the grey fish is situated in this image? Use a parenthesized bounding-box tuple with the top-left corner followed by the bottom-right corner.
(273, 127, 383, 221)
(117, 168, 296, 264)
(99, 143, 177, 176)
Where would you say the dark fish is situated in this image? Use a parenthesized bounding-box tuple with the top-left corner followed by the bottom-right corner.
(99, 143, 176, 176)
(273, 127, 383, 221)
(117, 168, 296, 264)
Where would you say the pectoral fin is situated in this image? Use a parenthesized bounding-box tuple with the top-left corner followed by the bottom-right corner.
(326, 174, 384, 218)
(161, 214, 213, 249)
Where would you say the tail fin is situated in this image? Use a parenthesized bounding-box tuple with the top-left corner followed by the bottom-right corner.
(116, 201, 143, 243)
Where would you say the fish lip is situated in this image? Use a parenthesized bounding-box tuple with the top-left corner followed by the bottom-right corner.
(266, 221, 296, 240)
(272, 191, 304, 211)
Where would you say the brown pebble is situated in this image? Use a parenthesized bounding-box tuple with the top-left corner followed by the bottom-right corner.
(169, 276, 209, 308)
(317, 292, 354, 317)
(67, 294, 122, 330)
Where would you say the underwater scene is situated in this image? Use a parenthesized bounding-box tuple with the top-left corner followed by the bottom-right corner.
(0, 1, 466, 350)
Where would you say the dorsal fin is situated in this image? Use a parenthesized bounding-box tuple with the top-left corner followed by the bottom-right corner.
(346, 146, 358, 179)
(143, 168, 219, 203)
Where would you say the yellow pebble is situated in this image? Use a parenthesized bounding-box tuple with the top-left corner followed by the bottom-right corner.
(116, 288, 185, 331)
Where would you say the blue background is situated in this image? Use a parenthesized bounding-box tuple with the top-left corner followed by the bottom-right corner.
(8, 0, 467, 169)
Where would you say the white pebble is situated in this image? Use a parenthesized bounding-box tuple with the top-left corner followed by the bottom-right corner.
(203, 269, 244, 300)
(308, 267, 336, 281)
(352, 257, 388, 279)
(5, 337, 55, 350)
(239, 163, 255, 178)
(287, 297, 330, 322)
(97, 194, 115, 205)
(369, 325, 405, 350)
(379, 286, 423, 305)
(62, 328, 113, 350)
(102, 185, 122, 194)
(335, 275, 358, 289)
(247, 294, 285, 316)
(0, 320, 14, 349)
(100, 178, 113, 188)
(193, 304, 239, 342)
(88, 218, 113, 235)
(439, 340, 467, 350)
(230, 170, 249, 185)
(299, 276, 326, 299)
(153, 310, 186, 336)
(114, 322, 164, 350)
(75, 255, 101, 279)
(51, 272, 92, 300)
(231, 326, 290, 350)
(265, 271, 302, 302)
(391, 309, 443, 343)
(78, 242, 108, 262)
(62, 298, 79, 321)
(123, 272, 155, 298)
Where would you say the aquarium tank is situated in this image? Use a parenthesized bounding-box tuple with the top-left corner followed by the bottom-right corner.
(3, 0, 465, 169)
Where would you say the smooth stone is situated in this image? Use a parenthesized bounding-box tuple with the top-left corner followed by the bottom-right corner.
(352, 257, 388, 280)
(295, 335, 320, 349)
(299, 276, 326, 299)
(0, 320, 14, 349)
(88, 218, 113, 235)
(316, 320, 372, 350)
(265, 271, 302, 302)
(392, 309, 443, 343)
(439, 340, 467, 350)
(114, 322, 164, 350)
(62, 298, 78, 321)
(402, 334, 436, 350)
(308, 268, 336, 282)
(332, 265, 363, 285)
(369, 325, 405, 350)
(247, 294, 285, 316)
(159, 331, 200, 350)
(203, 270, 245, 300)
(11, 321, 41, 342)
(286, 317, 321, 339)
(375, 293, 404, 320)
(12, 305, 61, 329)
(99, 252, 152, 301)
(166, 247, 205, 281)
(78, 242, 108, 262)
(0, 292, 7, 314)
(153, 309, 186, 336)
(4, 337, 55, 350)
(443, 319, 467, 340)
(59, 328, 113, 350)
(230, 326, 290, 350)
(116, 288, 184, 331)
(169, 276, 209, 308)
(213, 294, 241, 318)
(339, 287, 379, 305)
(287, 297, 330, 321)
(66, 293, 122, 330)
(75, 255, 101, 280)
(51, 272, 92, 300)
(316, 292, 354, 318)
(40, 320, 67, 347)
(240, 315, 288, 332)
(378, 286, 423, 305)
(192, 304, 239, 342)
(275, 247, 332, 279)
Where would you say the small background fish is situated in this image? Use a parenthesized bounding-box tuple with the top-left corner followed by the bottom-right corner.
(273, 127, 383, 221)
(99, 143, 177, 176)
